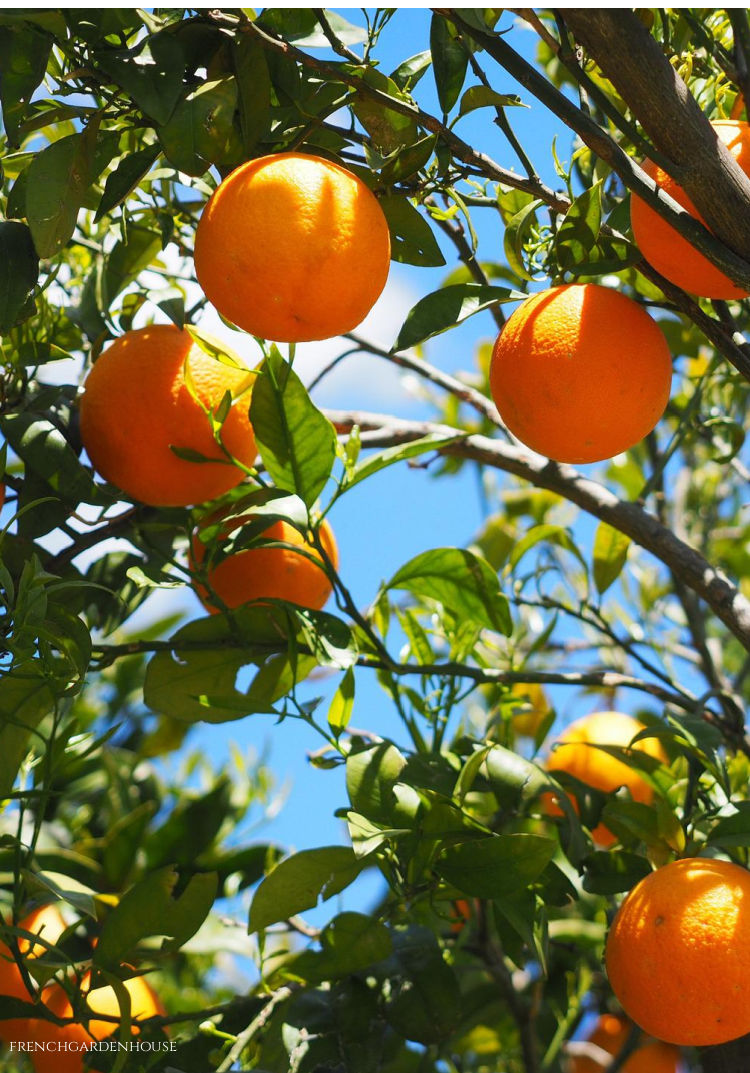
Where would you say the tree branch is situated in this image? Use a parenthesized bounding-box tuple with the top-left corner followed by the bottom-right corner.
(326, 409, 750, 661)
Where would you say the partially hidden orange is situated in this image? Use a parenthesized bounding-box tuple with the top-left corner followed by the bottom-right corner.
(569, 1013, 680, 1073)
(606, 857, 750, 1046)
(630, 119, 750, 298)
(509, 681, 552, 738)
(0, 903, 67, 1044)
(545, 711, 666, 847)
(194, 152, 391, 342)
(191, 515, 338, 613)
(31, 970, 165, 1073)
(489, 284, 672, 464)
(79, 324, 256, 507)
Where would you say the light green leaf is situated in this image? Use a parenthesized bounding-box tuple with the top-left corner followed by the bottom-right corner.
(159, 78, 241, 177)
(592, 522, 630, 595)
(459, 85, 525, 117)
(249, 847, 365, 931)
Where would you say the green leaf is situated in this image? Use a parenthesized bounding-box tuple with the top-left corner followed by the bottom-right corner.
(435, 833, 556, 898)
(458, 85, 525, 117)
(394, 284, 519, 351)
(379, 196, 446, 268)
(484, 745, 549, 809)
(94, 32, 185, 125)
(380, 135, 436, 184)
(95, 144, 160, 220)
(508, 524, 587, 574)
(26, 129, 97, 257)
(592, 522, 630, 596)
(94, 865, 217, 968)
(159, 78, 241, 177)
(380, 925, 462, 1044)
(582, 850, 652, 895)
(259, 9, 367, 48)
(328, 667, 355, 738)
(390, 51, 432, 92)
(556, 180, 603, 270)
(503, 198, 542, 283)
(0, 25, 53, 145)
(143, 605, 316, 723)
(249, 348, 337, 509)
(0, 671, 56, 799)
(354, 69, 418, 153)
(249, 847, 365, 931)
(430, 15, 469, 114)
(0, 221, 38, 335)
(708, 803, 750, 848)
(387, 547, 511, 634)
(292, 912, 392, 984)
(232, 35, 271, 153)
(345, 433, 462, 491)
(346, 742, 407, 825)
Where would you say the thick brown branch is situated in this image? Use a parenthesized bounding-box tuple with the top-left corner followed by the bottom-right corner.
(563, 9, 750, 263)
(327, 410, 750, 658)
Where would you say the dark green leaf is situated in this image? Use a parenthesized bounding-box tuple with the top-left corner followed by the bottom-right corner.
(354, 69, 418, 153)
(159, 78, 241, 176)
(709, 803, 750, 848)
(503, 198, 542, 282)
(430, 14, 469, 113)
(394, 284, 519, 351)
(556, 180, 603, 270)
(259, 9, 367, 48)
(379, 196, 446, 268)
(0, 221, 38, 335)
(94, 32, 185, 125)
(249, 847, 365, 931)
(435, 833, 556, 898)
(390, 51, 432, 92)
(0, 25, 52, 144)
(249, 348, 337, 509)
(232, 35, 271, 153)
(0, 671, 56, 798)
(582, 850, 653, 895)
(593, 522, 630, 596)
(346, 742, 407, 825)
(484, 745, 549, 809)
(380, 925, 462, 1044)
(387, 547, 511, 634)
(292, 912, 392, 984)
(26, 129, 98, 257)
(95, 866, 217, 968)
(95, 144, 160, 220)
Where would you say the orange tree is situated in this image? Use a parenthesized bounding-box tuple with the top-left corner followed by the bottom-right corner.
(3, 8, 750, 1073)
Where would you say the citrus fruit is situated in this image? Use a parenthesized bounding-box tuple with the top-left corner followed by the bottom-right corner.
(630, 120, 750, 298)
(570, 1013, 680, 1073)
(32, 970, 165, 1073)
(509, 682, 551, 738)
(488, 283, 672, 464)
(545, 711, 666, 847)
(0, 902, 66, 1043)
(79, 324, 256, 506)
(191, 515, 338, 613)
(606, 856, 750, 1046)
(194, 152, 391, 342)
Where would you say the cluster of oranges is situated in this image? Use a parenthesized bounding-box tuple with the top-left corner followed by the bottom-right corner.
(0, 903, 163, 1072)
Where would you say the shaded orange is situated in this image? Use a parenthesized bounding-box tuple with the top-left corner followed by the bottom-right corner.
(0, 903, 66, 1044)
(191, 516, 338, 613)
(606, 857, 750, 1047)
(489, 284, 672, 464)
(569, 1014, 680, 1073)
(509, 681, 551, 738)
(31, 970, 165, 1073)
(545, 711, 666, 847)
(79, 325, 256, 506)
(630, 120, 750, 299)
(194, 152, 391, 342)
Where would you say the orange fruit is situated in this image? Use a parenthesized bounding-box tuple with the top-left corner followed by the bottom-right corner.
(606, 857, 750, 1046)
(630, 120, 750, 299)
(569, 1013, 680, 1073)
(79, 324, 256, 506)
(32, 970, 165, 1073)
(191, 515, 338, 613)
(488, 283, 672, 464)
(194, 152, 391, 342)
(0, 903, 66, 1043)
(449, 899, 473, 935)
(545, 711, 666, 847)
(509, 682, 551, 738)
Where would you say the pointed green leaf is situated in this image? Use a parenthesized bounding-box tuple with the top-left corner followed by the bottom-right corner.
(379, 195, 446, 268)
(394, 284, 520, 351)
(0, 221, 38, 335)
(430, 14, 469, 114)
(26, 130, 97, 257)
(249, 847, 365, 931)
(593, 522, 630, 595)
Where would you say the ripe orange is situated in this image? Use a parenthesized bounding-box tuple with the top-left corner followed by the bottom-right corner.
(79, 324, 256, 507)
(0, 903, 66, 1043)
(545, 711, 666, 847)
(194, 152, 391, 342)
(606, 857, 750, 1046)
(630, 120, 750, 298)
(191, 515, 338, 613)
(569, 1013, 680, 1073)
(31, 970, 165, 1073)
(488, 283, 672, 464)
